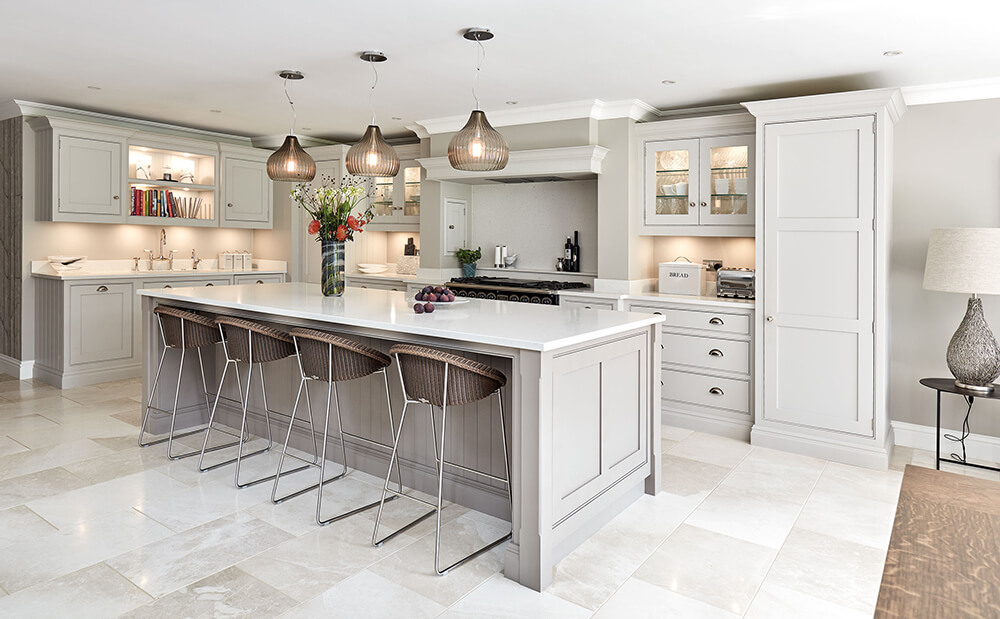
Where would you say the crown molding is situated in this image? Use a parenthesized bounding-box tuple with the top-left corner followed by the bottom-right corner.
(742, 88, 906, 124)
(901, 77, 1000, 106)
(412, 99, 658, 136)
(418, 145, 609, 184)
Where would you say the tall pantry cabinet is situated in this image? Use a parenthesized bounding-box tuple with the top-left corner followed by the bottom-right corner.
(743, 89, 906, 469)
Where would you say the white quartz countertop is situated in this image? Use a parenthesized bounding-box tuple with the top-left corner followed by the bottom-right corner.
(138, 282, 664, 352)
(32, 259, 286, 280)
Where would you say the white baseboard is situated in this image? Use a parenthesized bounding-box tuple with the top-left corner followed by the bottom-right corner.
(33, 362, 141, 389)
(0, 354, 34, 380)
(892, 420, 1000, 464)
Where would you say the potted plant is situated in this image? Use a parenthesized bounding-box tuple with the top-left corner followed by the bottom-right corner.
(292, 175, 375, 296)
(456, 247, 482, 277)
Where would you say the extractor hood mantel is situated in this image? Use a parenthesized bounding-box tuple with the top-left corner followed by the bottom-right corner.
(418, 145, 609, 185)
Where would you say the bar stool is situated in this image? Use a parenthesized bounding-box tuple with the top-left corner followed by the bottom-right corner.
(272, 327, 403, 525)
(199, 316, 316, 489)
(139, 306, 236, 460)
(373, 344, 512, 575)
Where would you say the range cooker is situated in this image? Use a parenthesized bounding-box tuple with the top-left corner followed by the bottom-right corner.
(448, 276, 589, 305)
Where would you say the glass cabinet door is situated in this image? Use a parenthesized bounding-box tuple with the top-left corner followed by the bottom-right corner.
(400, 165, 420, 222)
(371, 176, 394, 219)
(644, 139, 700, 226)
(699, 134, 754, 226)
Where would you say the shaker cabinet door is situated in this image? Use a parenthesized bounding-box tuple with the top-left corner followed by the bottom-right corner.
(58, 136, 124, 218)
(762, 115, 875, 437)
(68, 282, 134, 366)
(221, 157, 272, 226)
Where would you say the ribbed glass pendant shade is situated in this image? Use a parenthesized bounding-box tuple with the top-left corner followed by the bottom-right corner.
(267, 135, 316, 182)
(346, 125, 400, 177)
(448, 110, 509, 171)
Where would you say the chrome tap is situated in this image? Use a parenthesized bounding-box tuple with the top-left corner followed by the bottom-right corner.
(158, 229, 167, 260)
(191, 249, 201, 270)
(132, 256, 140, 272)
(168, 249, 175, 271)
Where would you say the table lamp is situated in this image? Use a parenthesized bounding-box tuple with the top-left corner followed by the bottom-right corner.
(923, 228, 1000, 393)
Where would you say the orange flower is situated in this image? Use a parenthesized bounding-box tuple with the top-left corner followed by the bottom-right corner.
(307, 220, 320, 235)
(335, 225, 348, 241)
(347, 215, 360, 231)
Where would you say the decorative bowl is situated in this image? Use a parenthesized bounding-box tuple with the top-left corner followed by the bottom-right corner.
(357, 263, 388, 274)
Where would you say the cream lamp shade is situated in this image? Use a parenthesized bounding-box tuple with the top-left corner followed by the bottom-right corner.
(923, 228, 1000, 294)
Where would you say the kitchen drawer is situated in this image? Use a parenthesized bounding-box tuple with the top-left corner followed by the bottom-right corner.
(662, 369, 750, 414)
(629, 304, 749, 335)
(561, 298, 617, 311)
(234, 274, 284, 285)
(663, 333, 750, 375)
(143, 278, 232, 290)
(355, 280, 404, 291)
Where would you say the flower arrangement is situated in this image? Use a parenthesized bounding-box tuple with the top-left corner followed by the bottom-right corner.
(291, 175, 375, 242)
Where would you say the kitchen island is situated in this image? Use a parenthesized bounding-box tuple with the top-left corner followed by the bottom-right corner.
(137, 282, 663, 591)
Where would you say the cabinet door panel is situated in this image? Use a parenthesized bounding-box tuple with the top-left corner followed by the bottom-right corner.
(644, 139, 699, 226)
(763, 116, 875, 437)
(69, 283, 133, 365)
(700, 134, 754, 226)
(58, 136, 123, 216)
(223, 158, 270, 223)
(663, 333, 750, 375)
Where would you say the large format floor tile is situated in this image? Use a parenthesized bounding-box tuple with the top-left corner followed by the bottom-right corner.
(595, 577, 740, 618)
(441, 573, 591, 619)
(279, 569, 446, 619)
(121, 566, 297, 618)
(0, 563, 151, 618)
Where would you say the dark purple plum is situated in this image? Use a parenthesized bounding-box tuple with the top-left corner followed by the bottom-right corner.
(413, 303, 425, 314)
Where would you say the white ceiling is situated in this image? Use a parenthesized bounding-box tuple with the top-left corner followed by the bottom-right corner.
(2, 0, 998, 141)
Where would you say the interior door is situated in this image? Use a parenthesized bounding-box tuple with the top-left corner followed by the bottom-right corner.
(762, 115, 875, 437)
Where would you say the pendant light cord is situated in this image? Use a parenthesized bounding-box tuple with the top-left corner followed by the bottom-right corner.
(283, 76, 297, 136)
(369, 60, 379, 126)
(472, 38, 485, 110)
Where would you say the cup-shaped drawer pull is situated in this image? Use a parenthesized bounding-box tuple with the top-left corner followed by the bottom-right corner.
(206, 283, 214, 286)
(96, 285, 109, 292)
(163, 285, 172, 289)
(708, 349, 724, 357)
(708, 317, 724, 325)
(653, 311, 663, 316)
(256, 280, 264, 284)
(708, 387, 725, 396)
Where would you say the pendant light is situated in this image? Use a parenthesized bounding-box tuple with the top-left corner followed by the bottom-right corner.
(345, 51, 400, 177)
(266, 70, 317, 182)
(448, 28, 509, 172)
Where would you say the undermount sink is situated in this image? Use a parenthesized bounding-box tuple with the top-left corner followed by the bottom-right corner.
(149, 261, 173, 271)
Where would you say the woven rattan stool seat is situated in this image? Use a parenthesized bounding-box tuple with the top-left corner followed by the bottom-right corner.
(214, 316, 294, 363)
(389, 344, 506, 407)
(289, 328, 391, 382)
(154, 306, 220, 349)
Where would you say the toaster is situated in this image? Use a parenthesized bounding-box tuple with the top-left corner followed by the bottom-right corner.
(717, 268, 755, 299)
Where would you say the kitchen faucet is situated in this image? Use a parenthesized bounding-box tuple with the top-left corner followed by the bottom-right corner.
(191, 248, 201, 270)
(145, 229, 174, 270)
(158, 229, 167, 260)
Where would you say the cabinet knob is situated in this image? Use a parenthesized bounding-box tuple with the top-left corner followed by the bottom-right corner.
(766, 316, 774, 322)
(448, 225, 455, 229)
(113, 195, 119, 200)
(708, 349, 724, 357)
(96, 285, 109, 292)
(700, 201, 707, 207)
(689, 201, 695, 207)
(709, 317, 724, 325)
(227, 203, 234, 207)
(709, 387, 725, 396)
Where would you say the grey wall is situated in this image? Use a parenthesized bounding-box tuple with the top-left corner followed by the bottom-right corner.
(469, 180, 597, 273)
(1, 118, 22, 359)
(890, 98, 1000, 435)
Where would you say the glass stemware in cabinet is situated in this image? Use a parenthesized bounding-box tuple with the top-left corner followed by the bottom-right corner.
(655, 148, 690, 215)
(403, 166, 420, 217)
(373, 176, 394, 217)
(709, 145, 748, 216)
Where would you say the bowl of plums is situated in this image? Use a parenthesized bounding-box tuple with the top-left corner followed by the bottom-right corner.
(412, 285, 470, 314)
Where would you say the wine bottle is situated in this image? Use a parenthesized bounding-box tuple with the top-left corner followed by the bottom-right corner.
(572, 230, 580, 272)
(564, 236, 572, 266)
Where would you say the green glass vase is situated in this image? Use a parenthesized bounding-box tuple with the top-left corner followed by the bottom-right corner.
(321, 239, 346, 296)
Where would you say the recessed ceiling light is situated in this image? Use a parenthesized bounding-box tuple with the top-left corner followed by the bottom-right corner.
(301, 127, 312, 131)
(883, 50, 902, 56)
(391, 116, 402, 120)
(506, 101, 518, 105)
(209, 109, 222, 113)
(661, 80, 676, 85)
(87, 86, 101, 90)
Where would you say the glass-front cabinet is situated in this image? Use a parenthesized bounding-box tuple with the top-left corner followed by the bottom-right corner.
(639, 122, 755, 236)
(367, 160, 420, 230)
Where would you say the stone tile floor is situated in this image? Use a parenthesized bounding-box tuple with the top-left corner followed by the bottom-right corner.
(0, 374, 990, 617)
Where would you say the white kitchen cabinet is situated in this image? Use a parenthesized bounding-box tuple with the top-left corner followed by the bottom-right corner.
(142, 277, 233, 290)
(28, 117, 131, 223)
(367, 154, 421, 231)
(744, 88, 906, 469)
(560, 297, 618, 311)
(234, 274, 285, 285)
(220, 146, 273, 228)
(68, 282, 134, 366)
(636, 114, 756, 237)
(346, 275, 407, 291)
(626, 299, 754, 440)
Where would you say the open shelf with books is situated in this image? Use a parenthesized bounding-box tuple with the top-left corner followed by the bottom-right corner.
(127, 141, 218, 227)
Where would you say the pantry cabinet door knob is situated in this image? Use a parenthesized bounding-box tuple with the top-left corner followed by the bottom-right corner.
(766, 316, 774, 322)
(113, 195, 119, 200)
(227, 203, 234, 207)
